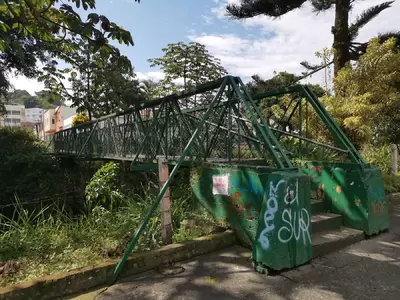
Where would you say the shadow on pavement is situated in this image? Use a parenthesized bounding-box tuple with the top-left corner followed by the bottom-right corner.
(95, 206, 400, 300)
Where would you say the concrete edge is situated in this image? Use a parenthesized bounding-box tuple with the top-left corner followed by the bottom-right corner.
(0, 231, 236, 300)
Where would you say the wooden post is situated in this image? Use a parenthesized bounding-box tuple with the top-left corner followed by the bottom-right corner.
(158, 158, 173, 244)
(391, 144, 398, 176)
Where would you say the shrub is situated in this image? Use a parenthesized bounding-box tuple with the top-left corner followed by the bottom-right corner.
(382, 174, 400, 194)
(0, 128, 63, 207)
(72, 112, 89, 127)
(85, 162, 124, 210)
(361, 144, 395, 175)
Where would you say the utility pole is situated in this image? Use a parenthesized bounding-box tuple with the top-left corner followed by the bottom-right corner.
(391, 144, 398, 176)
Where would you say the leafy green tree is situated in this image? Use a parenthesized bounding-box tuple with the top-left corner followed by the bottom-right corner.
(59, 40, 145, 119)
(148, 42, 227, 106)
(0, 0, 138, 113)
(324, 37, 400, 146)
(139, 79, 163, 101)
(226, 0, 399, 76)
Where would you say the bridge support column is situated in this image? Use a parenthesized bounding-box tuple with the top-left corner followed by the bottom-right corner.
(158, 158, 173, 244)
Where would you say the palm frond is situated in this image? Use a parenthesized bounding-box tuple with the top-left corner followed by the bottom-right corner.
(349, 1, 394, 41)
(226, 0, 307, 19)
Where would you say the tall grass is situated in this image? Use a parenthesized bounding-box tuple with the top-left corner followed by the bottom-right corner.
(0, 183, 219, 287)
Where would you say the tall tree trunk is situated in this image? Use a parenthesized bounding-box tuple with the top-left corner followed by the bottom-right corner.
(333, 0, 351, 77)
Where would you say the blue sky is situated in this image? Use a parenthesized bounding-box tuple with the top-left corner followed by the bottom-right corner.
(9, 0, 399, 94)
(98, 0, 264, 74)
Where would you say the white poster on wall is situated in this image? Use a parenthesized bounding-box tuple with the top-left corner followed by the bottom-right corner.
(212, 174, 230, 196)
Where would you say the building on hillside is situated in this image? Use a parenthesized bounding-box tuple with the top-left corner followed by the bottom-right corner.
(25, 108, 44, 123)
(43, 108, 56, 135)
(55, 106, 77, 132)
(22, 108, 45, 136)
(0, 103, 25, 127)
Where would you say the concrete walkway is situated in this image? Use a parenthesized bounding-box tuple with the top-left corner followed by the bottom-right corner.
(77, 206, 400, 300)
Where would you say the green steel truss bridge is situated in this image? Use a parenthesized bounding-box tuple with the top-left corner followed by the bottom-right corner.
(53, 76, 364, 167)
(52, 76, 388, 280)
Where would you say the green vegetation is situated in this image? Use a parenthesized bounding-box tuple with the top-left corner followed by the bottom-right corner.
(324, 38, 400, 147)
(0, 129, 222, 287)
(382, 174, 400, 194)
(0, 0, 138, 113)
(0, 0, 399, 291)
(63, 40, 146, 119)
(148, 42, 227, 102)
(72, 112, 90, 127)
(0, 190, 219, 287)
(0, 127, 89, 212)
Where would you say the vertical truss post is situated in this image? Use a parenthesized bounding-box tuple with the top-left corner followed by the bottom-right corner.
(231, 77, 292, 169)
(205, 104, 228, 157)
(77, 121, 99, 158)
(113, 78, 228, 279)
(299, 97, 302, 160)
(227, 84, 232, 163)
(171, 100, 207, 157)
(158, 158, 172, 244)
(305, 100, 309, 139)
(130, 100, 168, 164)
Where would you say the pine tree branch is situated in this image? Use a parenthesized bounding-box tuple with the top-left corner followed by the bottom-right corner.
(310, 0, 335, 12)
(349, 1, 394, 41)
(296, 60, 333, 82)
(300, 61, 325, 71)
(225, 0, 307, 19)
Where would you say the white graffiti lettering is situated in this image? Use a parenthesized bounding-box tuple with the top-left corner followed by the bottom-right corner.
(278, 181, 311, 245)
(258, 179, 285, 249)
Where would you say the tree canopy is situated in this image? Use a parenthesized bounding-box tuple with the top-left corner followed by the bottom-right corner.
(148, 42, 227, 106)
(0, 0, 139, 112)
(58, 40, 145, 119)
(324, 37, 400, 146)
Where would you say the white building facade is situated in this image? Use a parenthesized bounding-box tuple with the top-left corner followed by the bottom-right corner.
(25, 108, 44, 123)
(0, 104, 25, 127)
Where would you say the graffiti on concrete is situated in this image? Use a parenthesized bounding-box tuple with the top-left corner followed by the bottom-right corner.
(368, 184, 387, 216)
(230, 177, 265, 199)
(228, 191, 260, 221)
(278, 180, 311, 245)
(258, 179, 285, 249)
(371, 200, 386, 216)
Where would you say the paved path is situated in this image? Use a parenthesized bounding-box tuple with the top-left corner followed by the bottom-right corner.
(77, 206, 400, 300)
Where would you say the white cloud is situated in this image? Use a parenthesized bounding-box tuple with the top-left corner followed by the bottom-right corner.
(192, 0, 400, 85)
(136, 71, 185, 85)
(202, 14, 214, 25)
(136, 71, 165, 82)
(9, 71, 72, 96)
(9, 74, 45, 96)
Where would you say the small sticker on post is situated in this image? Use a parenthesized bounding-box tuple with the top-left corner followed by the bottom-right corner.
(212, 174, 230, 195)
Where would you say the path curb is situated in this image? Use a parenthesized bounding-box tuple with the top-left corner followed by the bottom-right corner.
(388, 192, 400, 205)
(0, 231, 236, 300)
